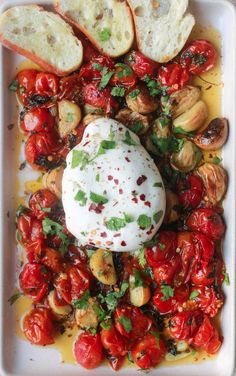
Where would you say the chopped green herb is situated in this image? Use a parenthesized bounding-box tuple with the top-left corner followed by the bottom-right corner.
(158, 242, 166, 251)
(73, 290, 90, 309)
(159, 117, 169, 128)
(99, 28, 111, 42)
(133, 268, 145, 288)
(192, 349, 197, 356)
(99, 67, 114, 90)
(161, 284, 174, 301)
(150, 331, 160, 349)
(66, 112, 74, 122)
(95, 173, 100, 182)
(143, 75, 162, 97)
(153, 182, 163, 188)
(124, 213, 134, 223)
(189, 290, 200, 300)
(8, 291, 23, 305)
(92, 63, 103, 71)
(123, 130, 137, 146)
(71, 150, 89, 170)
(127, 351, 134, 363)
(86, 249, 95, 258)
(129, 89, 141, 100)
(115, 63, 132, 79)
(99, 282, 129, 312)
(111, 86, 125, 97)
(100, 320, 112, 330)
(117, 315, 132, 333)
(212, 156, 222, 165)
(97, 140, 116, 157)
(150, 134, 184, 154)
(144, 233, 159, 248)
(17, 231, 23, 242)
(92, 303, 108, 322)
(153, 210, 164, 224)
(42, 218, 70, 255)
(16, 204, 27, 219)
(89, 328, 97, 336)
(138, 214, 152, 230)
(223, 271, 230, 286)
(74, 190, 87, 206)
(90, 192, 108, 205)
(105, 217, 126, 231)
(8, 79, 18, 92)
(173, 126, 195, 137)
(131, 122, 144, 134)
(138, 247, 146, 268)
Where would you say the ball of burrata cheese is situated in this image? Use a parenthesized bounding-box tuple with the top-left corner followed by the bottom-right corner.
(62, 118, 165, 252)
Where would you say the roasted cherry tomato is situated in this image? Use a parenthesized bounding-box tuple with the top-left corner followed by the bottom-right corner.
(110, 63, 137, 89)
(34, 247, 64, 273)
(188, 286, 223, 317)
(55, 266, 90, 304)
(101, 325, 128, 357)
(153, 285, 189, 315)
(35, 72, 59, 97)
(168, 310, 203, 341)
(193, 232, 215, 265)
(193, 315, 222, 354)
(178, 174, 204, 209)
(16, 69, 38, 105)
(125, 50, 159, 79)
(114, 304, 152, 340)
(186, 208, 225, 241)
(21, 108, 55, 133)
(145, 232, 177, 268)
(58, 74, 82, 103)
(131, 332, 166, 369)
(177, 232, 199, 284)
(79, 55, 115, 83)
(65, 244, 87, 266)
(158, 63, 190, 94)
(25, 131, 62, 170)
(23, 307, 55, 345)
(180, 40, 217, 75)
(82, 82, 119, 115)
(19, 263, 52, 302)
(106, 355, 125, 371)
(81, 38, 100, 63)
(74, 332, 103, 369)
(29, 189, 59, 220)
(153, 254, 181, 286)
(191, 260, 217, 286)
(18, 213, 44, 246)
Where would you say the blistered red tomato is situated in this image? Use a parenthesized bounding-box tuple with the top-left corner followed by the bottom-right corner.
(101, 325, 128, 357)
(79, 55, 115, 83)
(158, 63, 190, 93)
(18, 213, 44, 246)
(145, 232, 177, 268)
(125, 50, 159, 79)
(21, 107, 55, 133)
(58, 74, 82, 103)
(110, 63, 137, 89)
(131, 332, 166, 369)
(35, 72, 59, 96)
(193, 315, 222, 354)
(153, 285, 189, 315)
(176, 232, 199, 284)
(23, 307, 55, 345)
(153, 254, 181, 286)
(19, 263, 52, 302)
(74, 332, 103, 369)
(29, 189, 59, 219)
(180, 40, 217, 75)
(193, 232, 215, 266)
(187, 208, 225, 241)
(82, 82, 119, 115)
(188, 286, 223, 317)
(16, 69, 38, 105)
(178, 174, 204, 209)
(35, 247, 64, 273)
(168, 310, 203, 341)
(81, 38, 100, 63)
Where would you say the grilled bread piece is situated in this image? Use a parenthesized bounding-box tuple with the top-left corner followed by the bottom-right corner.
(127, 0, 195, 63)
(54, 0, 134, 58)
(0, 5, 83, 76)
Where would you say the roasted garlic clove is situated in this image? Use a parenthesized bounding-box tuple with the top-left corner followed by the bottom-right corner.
(83, 103, 104, 115)
(152, 117, 171, 138)
(193, 118, 229, 151)
(126, 85, 159, 114)
(89, 249, 117, 285)
(115, 108, 150, 135)
(164, 189, 180, 224)
(129, 275, 151, 307)
(43, 166, 64, 199)
(170, 140, 202, 172)
(81, 114, 102, 128)
(162, 85, 201, 119)
(75, 297, 99, 329)
(48, 290, 72, 317)
(58, 99, 81, 138)
(165, 340, 191, 362)
(197, 163, 228, 205)
(173, 100, 208, 134)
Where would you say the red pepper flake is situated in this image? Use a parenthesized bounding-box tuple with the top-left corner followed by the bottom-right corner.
(114, 233, 121, 238)
(114, 179, 119, 185)
(83, 141, 90, 147)
(125, 157, 131, 163)
(147, 225, 154, 235)
(132, 197, 138, 204)
(108, 175, 113, 181)
(145, 201, 151, 207)
(121, 241, 127, 246)
(137, 175, 147, 186)
(100, 232, 107, 238)
(140, 194, 146, 201)
(89, 203, 104, 214)
(119, 189, 123, 194)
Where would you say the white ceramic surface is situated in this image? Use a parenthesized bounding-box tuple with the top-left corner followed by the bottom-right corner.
(0, 0, 235, 375)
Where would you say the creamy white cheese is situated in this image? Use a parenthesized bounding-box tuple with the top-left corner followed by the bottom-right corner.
(62, 118, 166, 252)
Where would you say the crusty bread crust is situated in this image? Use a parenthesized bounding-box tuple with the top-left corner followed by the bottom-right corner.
(54, 0, 134, 58)
(0, 5, 83, 76)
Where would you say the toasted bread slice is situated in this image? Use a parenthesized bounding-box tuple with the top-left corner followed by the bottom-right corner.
(127, 0, 195, 63)
(0, 5, 83, 76)
(54, 0, 134, 58)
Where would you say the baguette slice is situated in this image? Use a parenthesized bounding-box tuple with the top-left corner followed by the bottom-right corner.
(54, 0, 134, 58)
(0, 5, 83, 76)
(127, 0, 195, 63)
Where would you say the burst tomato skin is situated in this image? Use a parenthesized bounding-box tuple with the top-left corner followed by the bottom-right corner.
(188, 286, 223, 317)
(17, 69, 38, 105)
(29, 189, 59, 220)
(82, 82, 119, 115)
(19, 262, 52, 302)
(153, 285, 189, 315)
(125, 50, 159, 79)
(18, 213, 45, 246)
(35, 247, 64, 273)
(74, 332, 104, 369)
(187, 208, 225, 241)
(153, 254, 182, 286)
(23, 307, 55, 345)
(193, 315, 222, 354)
(191, 262, 216, 286)
(145, 231, 177, 268)
(158, 63, 190, 93)
(79, 55, 115, 83)
(58, 74, 82, 103)
(35, 72, 59, 96)
(21, 107, 55, 133)
(114, 304, 152, 340)
(180, 39, 217, 75)
(110, 63, 137, 89)
(101, 325, 128, 357)
(176, 232, 198, 284)
(193, 232, 215, 265)
(178, 175, 204, 209)
(169, 310, 203, 341)
(131, 332, 166, 369)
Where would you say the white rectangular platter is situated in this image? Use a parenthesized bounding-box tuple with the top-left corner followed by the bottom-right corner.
(0, 0, 235, 375)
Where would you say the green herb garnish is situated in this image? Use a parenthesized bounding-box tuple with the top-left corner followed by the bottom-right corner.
(138, 214, 152, 230)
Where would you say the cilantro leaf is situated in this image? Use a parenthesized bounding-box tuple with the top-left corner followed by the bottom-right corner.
(73, 290, 90, 309)
(8, 291, 23, 305)
(66, 113, 74, 122)
(138, 215, 152, 230)
(90, 192, 108, 204)
(173, 126, 195, 137)
(123, 130, 137, 146)
(130, 122, 144, 134)
(150, 331, 160, 349)
(150, 134, 184, 154)
(153, 182, 163, 188)
(100, 320, 112, 330)
(115, 63, 132, 78)
(42, 218, 70, 255)
(129, 89, 141, 100)
(153, 210, 164, 224)
(117, 315, 132, 333)
(9, 79, 18, 92)
(99, 282, 129, 312)
(124, 213, 134, 223)
(71, 150, 89, 169)
(99, 28, 111, 42)
(223, 271, 230, 286)
(96, 173, 100, 182)
(133, 268, 145, 288)
(189, 290, 200, 300)
(212, 156, 222, 165)
(105, 217, 126, 231)
(160, 284, 174, 301)
(74, 190, 87, 206)
(127, 351, 134, 363)
(16, 204, 27, 219)
(99, 67, 114, 90)
(111, 87, 125, 97)
(97, 140, 116, 155)
(92, 63, 103, 71)
(138, 247, 146, 268)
